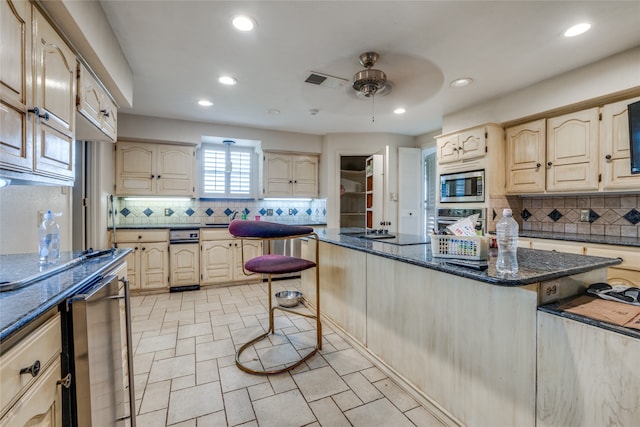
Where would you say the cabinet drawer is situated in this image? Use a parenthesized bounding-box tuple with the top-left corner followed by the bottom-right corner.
(117, 229, 169, 243)
(200, 228, 232, 240)
(0, 314, 61, 415)
(586, 245, 640, 271)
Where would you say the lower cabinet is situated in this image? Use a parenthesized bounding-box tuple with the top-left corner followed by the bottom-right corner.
(519, 237, 586, 254)
(117, 230, 169, 291)
(585, 243, 640, 286)
(200, 229, 262, 285)
(169, 243, 199, 287)
(537, 311, 640, 426)
(0, 313, 62, 427)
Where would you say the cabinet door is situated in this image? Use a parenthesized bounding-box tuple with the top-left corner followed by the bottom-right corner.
(263, 153, 293, 196)
(505, 119, 546, 194)
(170, 243, 199, 286)
(118, 243, 140, 290)
(292, 155, 318, 197)
(116, 142, 155, 195)
(156, 145, 195, 196)
(436, 134, 460, 164)
(101, 97, 117, 142)
(546, 108, 599, 192)
(234, 240, 263, 281)
(139, 241, 168, 289)
(200, 240, 233, 284)
(458, 127, 486, 161)
(76, 63, 102, 129)
(32, 8, 75, 180)
(600, 97, 640, 190)
(0, 359, 62, 427)
(0, 0, 33, 173)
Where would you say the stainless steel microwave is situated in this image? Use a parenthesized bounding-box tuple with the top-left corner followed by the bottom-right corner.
(439, 169, 485, 203)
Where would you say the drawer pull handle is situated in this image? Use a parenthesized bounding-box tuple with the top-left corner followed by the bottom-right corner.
(57, 373, 72, 389)
(20, 360, 41, 377)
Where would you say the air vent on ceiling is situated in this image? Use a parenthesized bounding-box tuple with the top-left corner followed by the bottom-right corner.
(304, 72, 348, 89)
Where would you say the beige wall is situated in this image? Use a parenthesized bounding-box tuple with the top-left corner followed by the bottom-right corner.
(442, 47, 640, 133)
(0, 186, 73, 255)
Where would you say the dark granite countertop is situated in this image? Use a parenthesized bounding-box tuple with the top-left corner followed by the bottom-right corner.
(0, 248, 131, 343)
(519, 230, 640, 247)
(539, 298, 640, 340)
(112, 221, 327, 230)
(316, 228, 621, 287)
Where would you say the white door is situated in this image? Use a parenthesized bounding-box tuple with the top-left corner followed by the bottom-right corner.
(398, 147, 422, 235)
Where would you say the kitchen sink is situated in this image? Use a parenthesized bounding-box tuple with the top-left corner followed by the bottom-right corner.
(339, 231, 396, 240)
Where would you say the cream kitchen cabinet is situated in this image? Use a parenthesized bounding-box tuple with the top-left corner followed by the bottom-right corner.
(76, 62, 117, 142)
(505, 119, 546, 193)
(200, 229, 262, 285)
(519, 237, 586, 255)
(1, 1, 75, 183)
(0, 313, 63, 427)
(600, 97, 640, 190)
(116, 230, 169, 291)
(546, 107, 600, 192)
(116, 141, 195, 196)
(585, 243, 640, 287)
(263, 152, 318, 197)
(169, 243, 199, 287)
(436, 125, 490, 166)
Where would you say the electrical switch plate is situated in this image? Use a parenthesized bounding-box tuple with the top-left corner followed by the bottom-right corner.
(288, 208, 293, 215)
(580, 210, 590, 222)
(164, 208, 171, 216)
(266, 209, 273, 216)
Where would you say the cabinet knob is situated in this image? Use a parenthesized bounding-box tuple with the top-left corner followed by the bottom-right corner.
(229, 243, 232, 247)
(100, 109, 110, 117)
(20, 360, 41, 377)
(605, 154, 612, 160)
(141, 247, 146, 251)
(547, 161, 553, 167)
(289, 180, 293, 183)
(536, 163, 541, 168)
(57, 373, 72, 389)
(157, 175, 161, 179)
(150, 175, 155, 179)
(28, 107, 49, 121)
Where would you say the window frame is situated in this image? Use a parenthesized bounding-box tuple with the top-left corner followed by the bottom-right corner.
(199, 143, 256, 199)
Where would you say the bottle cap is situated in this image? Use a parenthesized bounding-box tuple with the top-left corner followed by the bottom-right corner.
(44, 210, 53, 220)
(503, 208, 512, 216)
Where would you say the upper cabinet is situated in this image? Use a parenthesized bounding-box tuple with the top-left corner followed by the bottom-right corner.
(0, 1, 76, 182)
(115, 141, 196, 196)
(600, 97, 640, 190)
(505, 97, 640, 195)
(437, 126, 486, 165)
(263, 152, 318, 198)
(76, 62, 117, 142)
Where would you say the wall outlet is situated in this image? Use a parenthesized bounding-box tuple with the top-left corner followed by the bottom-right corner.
(164, 208, 171, 216)
(266, 209, 273, 216)
(580, 209, 590, 222)
(288, 208, 293, 215)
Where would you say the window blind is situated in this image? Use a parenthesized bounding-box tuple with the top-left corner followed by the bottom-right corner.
(202, 144, 253, 197)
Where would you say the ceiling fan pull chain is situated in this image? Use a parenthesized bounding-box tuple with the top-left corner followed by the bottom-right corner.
(372, 95, 375, 123)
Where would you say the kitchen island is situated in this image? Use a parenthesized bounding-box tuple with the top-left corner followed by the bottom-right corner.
(300, 229, 637, 427)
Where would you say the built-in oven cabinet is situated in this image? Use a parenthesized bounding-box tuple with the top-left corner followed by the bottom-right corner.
(437, 127, 487, 165)
(505, 96, 640, 195)
(200, 229, 263, 285)
(0, 312, 62, 427)
(115, 230, 169, 291)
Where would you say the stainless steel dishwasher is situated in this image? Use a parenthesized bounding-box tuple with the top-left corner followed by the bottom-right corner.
(66, 273, 135, 427)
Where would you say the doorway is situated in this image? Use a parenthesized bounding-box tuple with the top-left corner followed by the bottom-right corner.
(339, 156, 368, 228)
(423, 147, 437, 235)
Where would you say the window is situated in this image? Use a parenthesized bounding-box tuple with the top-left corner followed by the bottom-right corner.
(201, 143, 254, 198)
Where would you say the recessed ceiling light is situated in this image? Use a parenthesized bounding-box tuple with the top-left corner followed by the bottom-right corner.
(394, 108, 406, 115)
(232, 15, 256, 32)
(564, 23, 591, 37)
(450, 77, 473, 88)
(198, 100, 213, 107)
(218, 76, 238, 86)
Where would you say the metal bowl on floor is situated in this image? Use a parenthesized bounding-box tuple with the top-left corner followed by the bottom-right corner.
(275, 290, 303, 308)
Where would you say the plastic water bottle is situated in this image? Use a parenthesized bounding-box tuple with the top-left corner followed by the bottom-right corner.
(496, 208, 518, 274)
(39, 210, 60, 264)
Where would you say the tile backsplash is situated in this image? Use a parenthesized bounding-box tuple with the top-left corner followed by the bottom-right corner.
(517, 194, 640, 237)
(113, 198, 327, 226)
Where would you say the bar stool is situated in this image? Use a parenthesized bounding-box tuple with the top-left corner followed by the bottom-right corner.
(228, 219, 322, 375)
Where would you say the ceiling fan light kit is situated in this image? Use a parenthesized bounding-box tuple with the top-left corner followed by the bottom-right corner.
(352, 51, 389, 98)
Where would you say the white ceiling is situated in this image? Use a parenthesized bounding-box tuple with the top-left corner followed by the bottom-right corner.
(100, 1, 640, 136)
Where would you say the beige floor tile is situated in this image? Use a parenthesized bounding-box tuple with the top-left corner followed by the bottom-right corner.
(287, 330, 319, 350)
(134, 373, 148, 400)
(268, 372, 297, 394)
(195, 410, 228, 427)
(256, 343, 302, 369)
(219, 364, 269, 393)
(305, 353, 328, 370)
(332, 389, 363, 411)
(343, 371, 383, 403)
(344, 398, 414, 427)
(247, 382, 274, 401)
(169, 418, 196, 426)
(136, 333, 177, 354)
(212, 325, 231, 340)
(148, 354, 196, 383)
(230, 326, 266, 345)
(196, 337, 235, 362)
(154, 348, 176, 361)
(135, 408, 167, 427)
(167, 381, 224, 425)
(134, 352, 154, 374)
(164, 309, 195, 323)
(324, 348, 373, 376)
(253, 389, 316, 427)
(171, 374, 195, 391)
(293, 365, 349, 402)
(211, 312, 243, 327)
(139, 379, 171, 414)
(374, 378, 419, 412)
(324, 333, 352, 350)
(178, 322, 212, 339)
(360, 366, 387, 382)
(405, 406, 447, 427)
(309, 397, 352, 427)
(223, 388, 255, 426)
(196, 358, 220, 384)
(175, 337, 195, 356)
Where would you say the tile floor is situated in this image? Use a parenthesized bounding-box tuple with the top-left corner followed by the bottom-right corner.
(130, 278, 445, 427)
